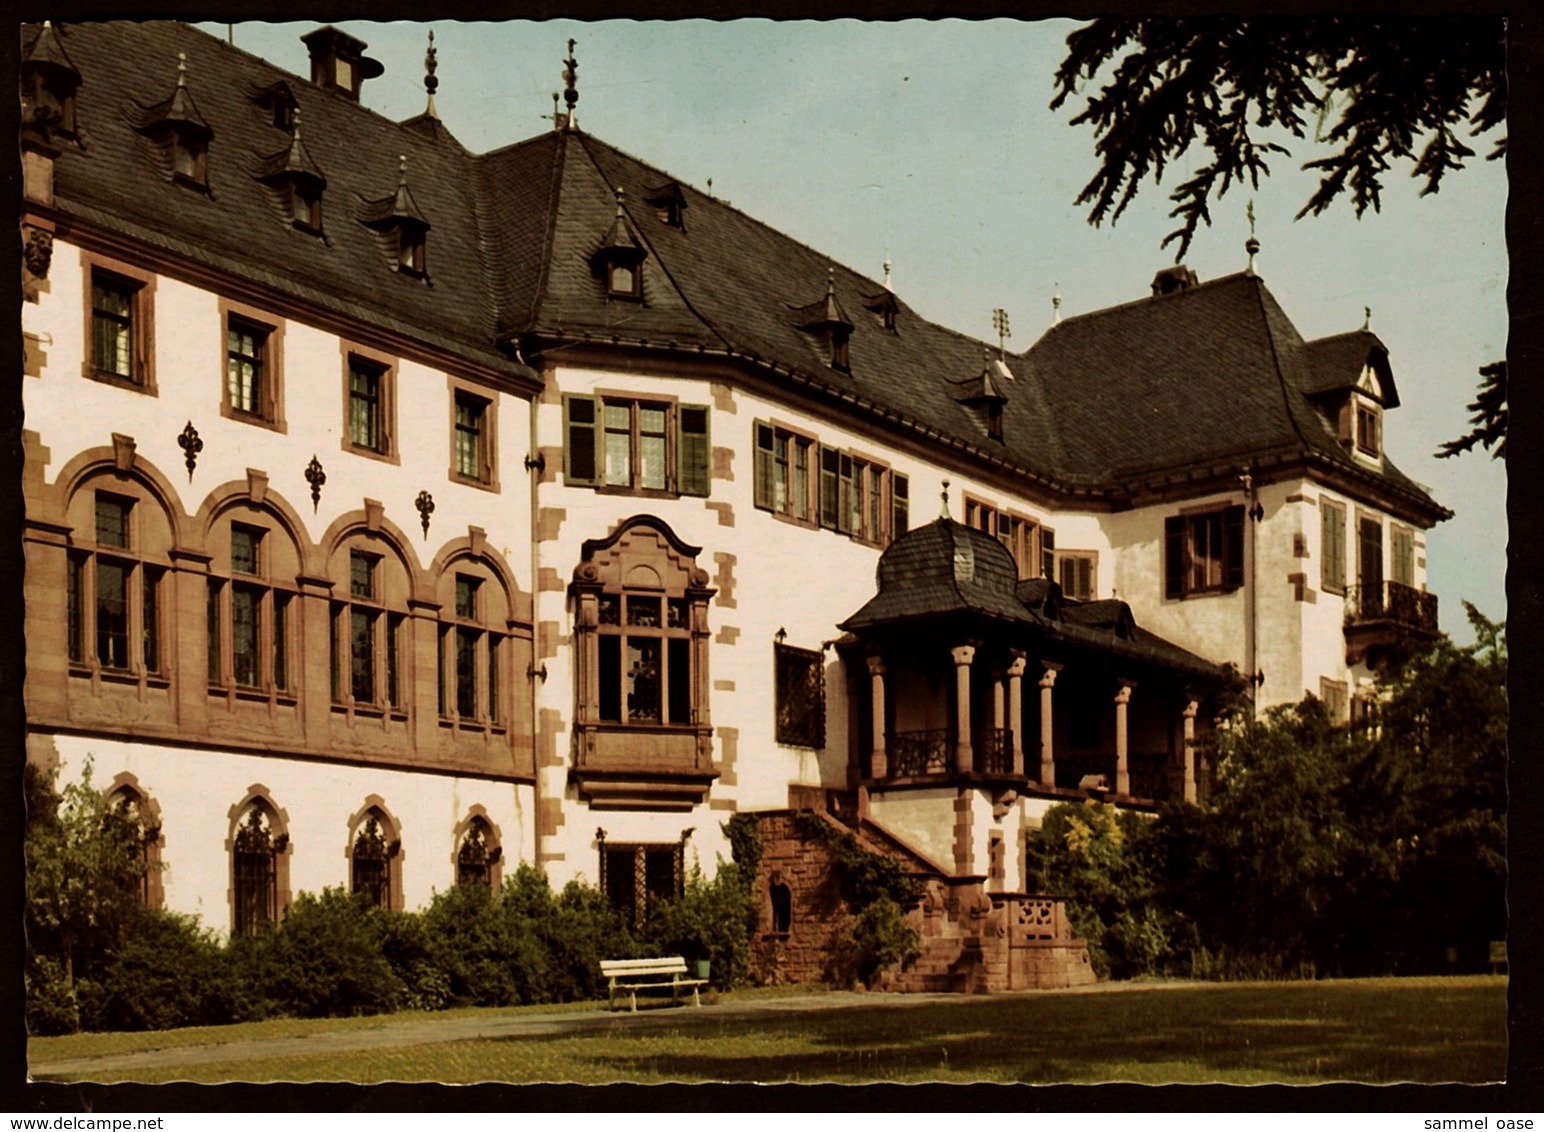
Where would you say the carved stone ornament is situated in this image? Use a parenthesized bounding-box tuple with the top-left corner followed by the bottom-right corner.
(414, 489, 435, 539)
(22, 225, 54, 280)
(177, 421, 203, 482)
(304, 455, 326, 513)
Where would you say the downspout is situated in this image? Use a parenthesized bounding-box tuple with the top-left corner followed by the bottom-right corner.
(525, 349, 548, 871)
(1240, 472, 1263, 720)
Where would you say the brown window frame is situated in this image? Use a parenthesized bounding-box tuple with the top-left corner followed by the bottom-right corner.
(1355, 400, 1382, 458)
(207, 519, 297, 701)
(339, 343, 398, 464)
(1055, 550, 1099, 601)
(219, 300, 286, 431)
(565, 392, 708, 498)
(81, 254, 157, 394)
(448, 377, 498, 491)
(963, 495, 1044, 581)
(67, 489, 168, 682)
(754, 421, 818, 527)
(1164, 504, 1246, 600)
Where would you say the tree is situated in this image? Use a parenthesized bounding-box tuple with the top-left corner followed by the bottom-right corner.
(1051, 17, 1507, 261)
(1437, 359, 1507, 461)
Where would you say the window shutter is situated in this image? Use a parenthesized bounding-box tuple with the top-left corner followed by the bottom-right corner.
(1337, 400, 1352, 446)
(677, 405, 710, 497)
(819, 446, 840, 530)
(564, 396, 597, 484)
(1076, 557, 1093, 601)
(1321, 503, 1345, 590)
(753, 424, 774, 510)
(838, 453, 855, 534)
(1041, 527, 1055, 580)
(1164, 516, 1184, 599)
(891, 473, 909, 539)
(1223, 505, 1246, 591)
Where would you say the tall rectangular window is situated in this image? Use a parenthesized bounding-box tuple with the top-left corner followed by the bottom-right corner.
(678, 406, 710, 497)
(274, 595, 289, 692)
(453, 393, 488, 482)
(96, 560, 129, 669)
(487, 637, 500, 724)
(456, 628, 478, 718)
(141, 569, 160, 674)
(91, 273, 135, 380)
(348, 358, 387, 453)
(1391, 525, 1415, 587)
(775, 643, 826, 748)
(232, 585, 261, 687)
(892, 474, 909, 540)
(386, 614, 402, 709)
(755, 424, 814, 521)
(351, 608, 376, 703)
(227, 320, 267, 417)
(66, 555, 84, 664)
(1355, 402, 1382, 457)
(1321, 499, 1347, 593)
(207, 580, 223, 683)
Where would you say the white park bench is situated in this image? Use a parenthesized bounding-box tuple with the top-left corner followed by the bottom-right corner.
(600, 956, 707, 1012)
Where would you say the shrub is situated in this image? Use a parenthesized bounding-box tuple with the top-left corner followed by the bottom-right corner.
(79, 908, 242, 1032)
(831, 896, 921, 989)
(645, 864, 756, 989)
(537, 876, 637, 1002)
(252, 888, 405, 1018)
(25, 954, 79, 1036)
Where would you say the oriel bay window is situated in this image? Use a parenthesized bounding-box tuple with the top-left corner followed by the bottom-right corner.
(563, 394, 709, 496)
(569, 517, 717, 808)
(66, 485, 171, 679)
(1164, 505, 1245, 599)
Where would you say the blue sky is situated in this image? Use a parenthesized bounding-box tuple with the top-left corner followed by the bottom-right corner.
(202, 19, 1509, 638)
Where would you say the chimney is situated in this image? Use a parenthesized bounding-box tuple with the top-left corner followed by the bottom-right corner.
(301, 26, 383, 101)
(1150, 265, 1199, 297)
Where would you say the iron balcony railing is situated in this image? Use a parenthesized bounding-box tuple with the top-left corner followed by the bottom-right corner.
(1344, 581, 1439, 634)
(885, 728, 1015, 778)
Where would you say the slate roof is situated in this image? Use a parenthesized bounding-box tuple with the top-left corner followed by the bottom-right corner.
(1302, 329, 1400, 406)
(34, 21, 1447, 522)
(841, 520, 1225, 681)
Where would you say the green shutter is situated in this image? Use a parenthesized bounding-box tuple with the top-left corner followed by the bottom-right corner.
(677, 405, 710, 497)
(891, 473, 909, 539)
(1321, 502, 1346, 590)
(563, 395, 597, 484)
(1164, 517, 1184, 599)
(819, 446, 840, 530)
(754, 424, 775, 510)
(1223, 505, 1246, 591)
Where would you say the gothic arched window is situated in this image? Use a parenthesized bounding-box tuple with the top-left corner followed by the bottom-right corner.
(231, 799, 285, 935)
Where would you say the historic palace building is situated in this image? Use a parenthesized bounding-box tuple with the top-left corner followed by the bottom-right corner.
(19, 21, 1447, 988)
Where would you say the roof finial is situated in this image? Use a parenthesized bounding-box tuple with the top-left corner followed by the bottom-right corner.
(1245, 199, 1261, 277)
(883, 255, 892, 292)
(992, 307, 1011, 360)
(940, 479, 951, 519)
(398, 154, 408, 186)
(1364, 305, 1372, 330)
(293, 105, 302, 142)
(423, 29, 439, 119)
(177, 51, 187, 88)
(1052, 283, 1062, 325)
(561, 38, 578, 130)
(826, 265, 836, 297)
(614, 185, 626, 217)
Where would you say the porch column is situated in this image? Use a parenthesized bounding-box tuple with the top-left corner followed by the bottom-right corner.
(867, 654, 888, 780)
(951, 644, 976, 773)
(1039, 661, 1062, 787)
(1182, 697, 1200, 804)
(1006, 651, 1027, 777)
(1114, 681, 1135, 796)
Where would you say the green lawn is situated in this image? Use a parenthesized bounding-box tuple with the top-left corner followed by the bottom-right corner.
(31, 977, 1505, 1085)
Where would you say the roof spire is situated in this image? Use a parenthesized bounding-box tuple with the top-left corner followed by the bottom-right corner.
(176, 51, 187, 88)
(561, 38, 579, 130)
(1052, 283, 1062, 325)
(1245, 199, 1261, 276)
(940, 479, 951, 519)
(423, 29, 439, 119)
(883, 255, 892, 292)
(992, 307, 1011, 360)
(1364, 305, 1372, 330)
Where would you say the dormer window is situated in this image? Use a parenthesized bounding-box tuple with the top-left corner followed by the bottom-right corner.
(171, 131, 207, 185)
(250, 82, 299, 132)
(398, 224, 427, 276)
(791, 269, 856, 374)
(21, 23, 82, 142)
(133, 53, 214, 193)
(863, 290, 899, 333)
(293, 180, 323, 232)
(359, 156, 431, 278)
(1355, 400, 1382, 457)
(592, 188, 648, 302)
(607, 261, 639, 298)
(254, 109, 326, 236)
(645, 182, 688, 231)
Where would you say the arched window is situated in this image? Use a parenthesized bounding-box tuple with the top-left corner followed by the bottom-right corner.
(346, 800, 401, 910)
(569, 517, 718, 809)
(455, 815, 502, 891)
(207, 503, 302, 698)
(106, 777, 163, 909)
(64, 473, 175, 682)
(770, 881, 792, 934)
(231, 798, 285, 935)
(328, 532, 413, 718)
(435, 557, 511, 731)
